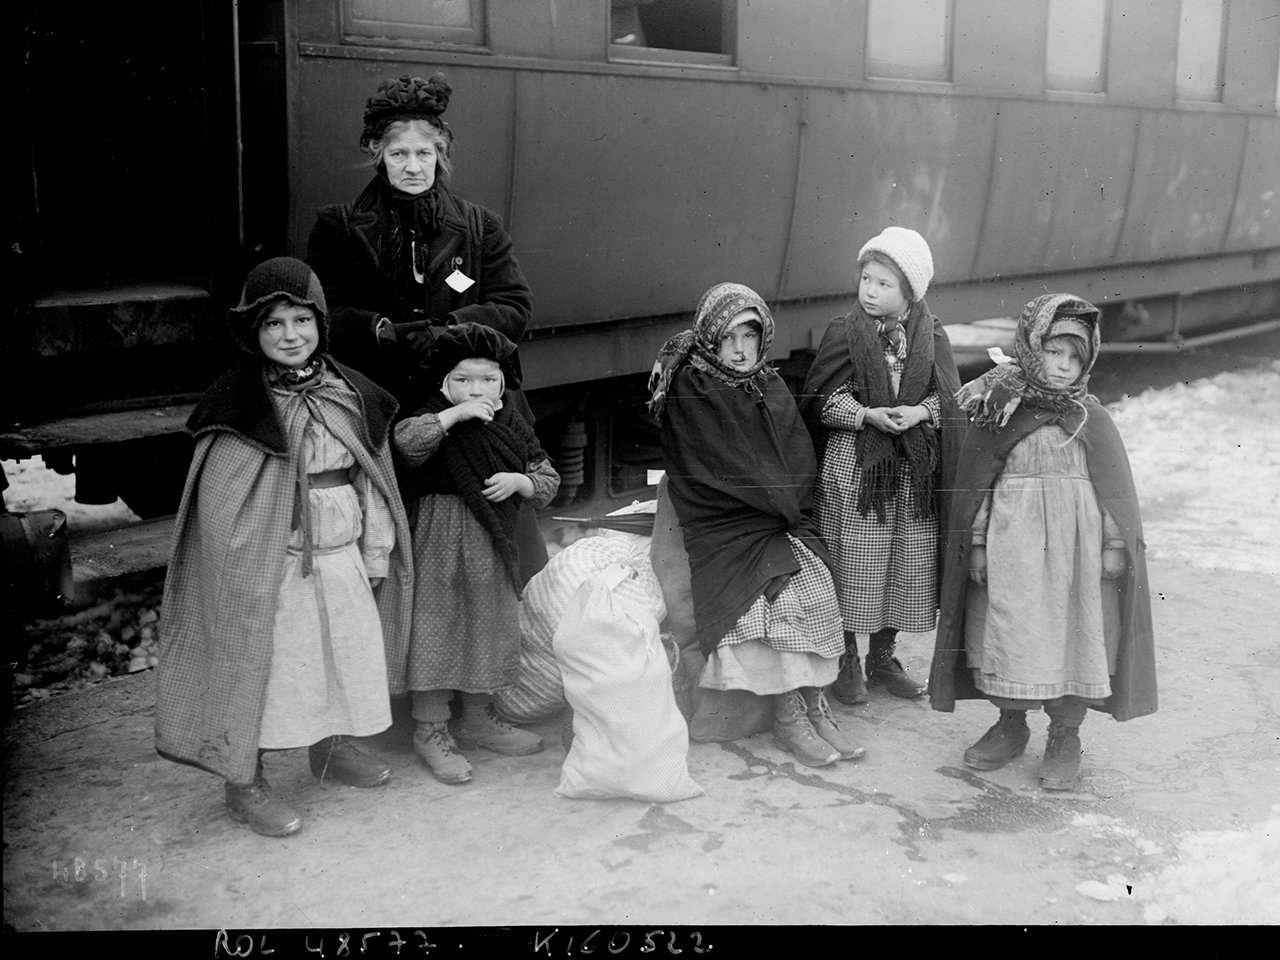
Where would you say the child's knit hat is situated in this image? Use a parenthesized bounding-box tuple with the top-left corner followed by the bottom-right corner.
(858, 227, 934, 302)
(227, 256, 329, 356)
(424, 322, 522, 391)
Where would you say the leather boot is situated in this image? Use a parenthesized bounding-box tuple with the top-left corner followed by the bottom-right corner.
(829, 633, 868, 706)
(1040, 698, 1087, 790)
(772, 690, 839, 767)
(225, 753, 303, 837)
(963, 709, 1030, 770)
(454, 694, 544, 756)
(865, 629, 926, 699)
(802, 687, 866, 760)
(309, 735, 391, 788)
(413, 721, 474, 785)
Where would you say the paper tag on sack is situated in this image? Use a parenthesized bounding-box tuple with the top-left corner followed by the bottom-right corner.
(445, 269, 475, 293)
(987, 346, 1014, 364)
(600, 562, 630, 592)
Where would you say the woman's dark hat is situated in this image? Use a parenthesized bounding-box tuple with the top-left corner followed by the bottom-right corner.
(228, 256, 328, 355)
(424, 322, 521, 390)
(362, 73, 453, 147)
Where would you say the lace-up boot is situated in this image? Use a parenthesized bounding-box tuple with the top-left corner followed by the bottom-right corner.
(1039, 698, 1087, 790)
(962, 709, 1030, 770)
(309, 735, 391, 787)
(453, 694, 544, 756)
(225, 753, 303, 837)
(802, 687, 867, 760)
(830, 633, 868, 705)
(414, 722, 474, 784)
(772, 689, 839, 767)
(865, 629, 926, 699)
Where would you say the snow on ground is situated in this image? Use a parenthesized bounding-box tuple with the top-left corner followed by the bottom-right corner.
(3, 456, 140, 532)
(1110, 360, 1280, 578)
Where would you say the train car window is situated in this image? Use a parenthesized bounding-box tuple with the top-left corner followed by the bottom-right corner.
(865, 0, 952, 82)
(610, 0, 735, 66)
(1175, 0, 1227, 102)
(1045, 0, 1108, 93)
(344, 0, 486, 46)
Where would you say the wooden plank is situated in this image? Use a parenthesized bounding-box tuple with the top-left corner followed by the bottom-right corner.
(0, 403, 197, 457)
(70, 516, 175, 584)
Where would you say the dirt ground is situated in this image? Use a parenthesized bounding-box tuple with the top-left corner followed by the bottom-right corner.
(3, 332, 1279, 935)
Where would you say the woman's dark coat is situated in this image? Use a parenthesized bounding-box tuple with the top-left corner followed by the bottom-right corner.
(927, 401, 1157, 721)
(307, 178, 546, 579)
(307, 179, 533, 410)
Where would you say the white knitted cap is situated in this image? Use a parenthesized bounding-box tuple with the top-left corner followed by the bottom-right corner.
(857, 227, 934, 302)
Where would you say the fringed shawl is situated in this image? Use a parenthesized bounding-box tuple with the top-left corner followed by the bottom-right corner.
(799, 302, 963, 523)
(956, 293, 1101, 432)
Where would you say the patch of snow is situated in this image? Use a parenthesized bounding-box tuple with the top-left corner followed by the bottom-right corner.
(1109, 362, 1280, 577)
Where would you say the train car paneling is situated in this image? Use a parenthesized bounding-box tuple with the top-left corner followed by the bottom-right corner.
(782, 89, 995, 298)
(290, 59, 516, 251)
(487, 0, 605, 62)
(736, 0, 865, 82)
(1225, 118, 1280, 251)
(974, 100, 1137, 278)
(1117, 110, 1249, 261)
(508, 72, 799, 325)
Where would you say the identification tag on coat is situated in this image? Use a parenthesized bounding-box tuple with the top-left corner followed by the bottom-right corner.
(445, 269, 475, 293)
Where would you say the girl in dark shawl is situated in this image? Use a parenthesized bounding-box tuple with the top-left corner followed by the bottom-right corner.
(651, 283, 864, 767)
(928, 294, 1157, 792)
(392, 323, 560, 785)
(157, 258, 413, 838)
(799, 227, 962, 703)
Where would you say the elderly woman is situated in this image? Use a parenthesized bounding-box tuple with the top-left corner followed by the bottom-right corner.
(307, 72, 534, 415)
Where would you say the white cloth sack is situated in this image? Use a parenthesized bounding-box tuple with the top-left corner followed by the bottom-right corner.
(496, 529, 663, 723)
(554, 563, 702, 802)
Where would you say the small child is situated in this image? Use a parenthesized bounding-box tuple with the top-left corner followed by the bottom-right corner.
(928, 293, 1157, 790)
(800, 227, 962, 703)
(651, 282, 864, 767)
(157, 257, 413, 837)
(393, 323, 560, 784)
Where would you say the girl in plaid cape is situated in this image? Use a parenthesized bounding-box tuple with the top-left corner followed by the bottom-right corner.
(157, 258, 413, 837)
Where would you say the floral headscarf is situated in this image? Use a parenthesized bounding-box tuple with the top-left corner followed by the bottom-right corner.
(956, 292, 1101, 431)
(648, 282, 777, 414)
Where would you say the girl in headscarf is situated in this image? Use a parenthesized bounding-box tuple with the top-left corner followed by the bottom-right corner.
(800, 227, 963, 703)
(651, 283, 865, 767)
(157, 258, 413, 837)
(392, 323, 560, 785)
(928, 294, 1157, 791)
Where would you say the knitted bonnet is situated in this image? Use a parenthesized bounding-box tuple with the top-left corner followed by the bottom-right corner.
(361, 73, 453, 148)
(858, 227, 934, 302)
(228, 256, 329, 356)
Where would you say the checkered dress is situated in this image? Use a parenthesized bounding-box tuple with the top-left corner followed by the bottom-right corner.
(815, 339, 942, 633)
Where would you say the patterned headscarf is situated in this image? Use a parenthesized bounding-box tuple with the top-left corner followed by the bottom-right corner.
(956, 292, 1101, 431)
(648, 283, 777, 414)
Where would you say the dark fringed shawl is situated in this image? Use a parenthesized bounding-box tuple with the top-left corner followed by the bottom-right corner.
(800, 302, 963, 523)
(396, 390, 543, 596)
(927, 401, 1157, 721)
(660, 366, 832, 657)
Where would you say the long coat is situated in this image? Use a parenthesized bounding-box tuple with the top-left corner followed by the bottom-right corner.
(306, 178, 547, 582)
(155, 357, 414, 785)
(306, 179, 533, 411)
(928, 401, 1157, 721)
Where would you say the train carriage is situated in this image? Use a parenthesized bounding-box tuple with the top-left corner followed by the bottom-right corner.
(5, 0, 1279, 541)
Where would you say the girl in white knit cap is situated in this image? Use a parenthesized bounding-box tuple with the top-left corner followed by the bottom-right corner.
(800, 227, 963, 703)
